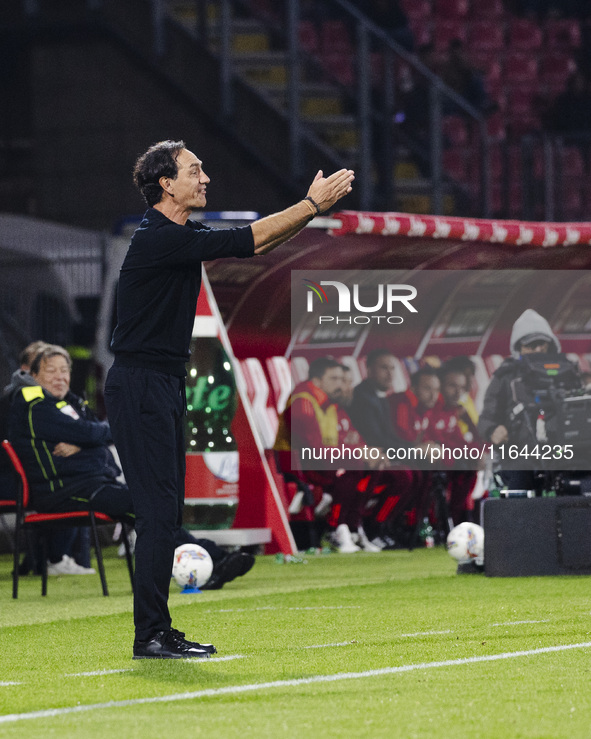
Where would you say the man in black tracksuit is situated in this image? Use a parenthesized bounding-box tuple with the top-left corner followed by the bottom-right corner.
(104, 140, 355, 659)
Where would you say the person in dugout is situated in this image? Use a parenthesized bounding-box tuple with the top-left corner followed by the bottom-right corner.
(366, 366, 443, 543)
(274, 356, 381, 553)
(430, 361, 482, 526)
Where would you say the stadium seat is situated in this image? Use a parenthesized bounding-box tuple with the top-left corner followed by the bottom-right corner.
(467, 21, 505, 52)
(468, 355, 489, 410)
(443, 148, 468, 181)
(442, 115, 469, 147)
(339, 356, 363, 389)
(290, 356, 309, 385)
(489, 144, 504, 179)
(484, 355, 504, 375)
(433, 19, 467, 51)
(400, 0, 432, 22)
(1, 439, 134, 599)
(434, 0, 469, 19)
(409, 19, 432, 46)
(249, 0, 277, 19)
(320, 20, 353, 55)
(265, 356, 292, 415)
(506, 89, 541, 135)
(392, 357, 411, 392)
(486, 83, 506, 113)
(557, 146, 585, 178)
(539, 53, 577, 95)
(469, 51, 502, 87)
(507, 181, 523, 218)
(507, 88, 536, 117)
(545, 18, 581, 50)
(508, 18, 543, 51)
(491, 180, 503, 214)
(486, 111, 506, 141)
(504, 52, 538, 88)
(321, 52, 355, 86)
(299, 21, 319, 54)
(240, 358, 278, 448)
(508, 113, 541, 138)
(469, 0, 504, 18)
(560, 181, 583, 220)
(507, 144, 525, 180)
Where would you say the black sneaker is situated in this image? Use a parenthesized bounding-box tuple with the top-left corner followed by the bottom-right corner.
(133, 629, 214, 659)
(201, 552, 255, 590)
(169, 628, 217, 654)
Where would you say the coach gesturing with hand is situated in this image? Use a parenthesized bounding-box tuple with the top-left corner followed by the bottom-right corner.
(104, 140, 354, 660)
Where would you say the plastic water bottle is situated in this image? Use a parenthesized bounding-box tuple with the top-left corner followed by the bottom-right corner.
(420, 517, 435, 548)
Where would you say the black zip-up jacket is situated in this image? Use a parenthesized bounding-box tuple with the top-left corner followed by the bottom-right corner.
(110, 208, 255, 376)
(8, 386, 120, 508)
(348, 378, 410, 450)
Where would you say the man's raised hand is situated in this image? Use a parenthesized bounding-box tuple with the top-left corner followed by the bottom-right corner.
(307, 168, 355, 213)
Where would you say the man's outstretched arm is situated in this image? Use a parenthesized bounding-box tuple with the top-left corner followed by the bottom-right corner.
(251, 168, 354, 255)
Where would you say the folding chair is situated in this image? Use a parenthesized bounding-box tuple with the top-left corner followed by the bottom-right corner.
(1, 440, 134, 599)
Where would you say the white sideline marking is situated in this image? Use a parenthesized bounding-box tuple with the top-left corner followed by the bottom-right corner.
(203, 655, 245, 663)
(279, 606, 359, 612)
(211, 605, 360, 614)
(65, 669, 132, 678)
(399, 630, 452, 638)
(491, 620, 551, 627)
(303, 642, 355, 649)
(0, 682, 22, 687)
(2, 642, 591, 725)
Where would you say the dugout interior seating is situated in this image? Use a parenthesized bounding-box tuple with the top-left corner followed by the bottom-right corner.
(241, 351, 591, 453)
(239, 350, 591, 522)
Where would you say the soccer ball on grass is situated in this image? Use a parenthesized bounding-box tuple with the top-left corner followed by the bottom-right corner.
(172, 543, 213, 589)
(446, 522, 484, 565)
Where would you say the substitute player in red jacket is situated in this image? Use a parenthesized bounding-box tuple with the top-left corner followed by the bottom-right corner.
(274, 357, 379, 552)
(427, 364, 482, 525)
(368, 366, 442, 535)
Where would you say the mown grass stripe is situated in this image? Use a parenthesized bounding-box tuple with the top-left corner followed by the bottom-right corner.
(65, 669, 132, 677)
(399, 630, 453, 638)
(1, 642, 590, 725)
(303, 642, 355, 649)
(491, 620, 551, 627)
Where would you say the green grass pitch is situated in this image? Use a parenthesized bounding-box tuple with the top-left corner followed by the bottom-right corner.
(1, 545, 591, 738)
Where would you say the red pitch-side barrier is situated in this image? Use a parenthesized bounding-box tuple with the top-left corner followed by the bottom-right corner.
(330, 211, 591, 247)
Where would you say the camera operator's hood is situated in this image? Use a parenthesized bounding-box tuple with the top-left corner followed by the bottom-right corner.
(510, 309, 561, 358)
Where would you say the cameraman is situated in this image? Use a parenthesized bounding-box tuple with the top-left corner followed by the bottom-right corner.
(478, 309, 563, 491)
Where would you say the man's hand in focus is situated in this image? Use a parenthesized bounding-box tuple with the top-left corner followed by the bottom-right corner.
(306, 169, 355, 213)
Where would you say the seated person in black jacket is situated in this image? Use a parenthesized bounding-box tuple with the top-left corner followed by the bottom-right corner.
(3, 339, 96, 574)
(349, 349, 400, 448)
(8, 344, 252, 588)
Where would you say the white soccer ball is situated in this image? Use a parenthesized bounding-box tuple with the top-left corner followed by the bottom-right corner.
(172, 543, 213, 589)
(446, 522, 484, 565)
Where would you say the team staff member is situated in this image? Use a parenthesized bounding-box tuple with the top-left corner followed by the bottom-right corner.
(379, 367, 442, 531)
(105, 140, 354, 659)
(274, 357, 379, 553)
(10, 344, 254, 604)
